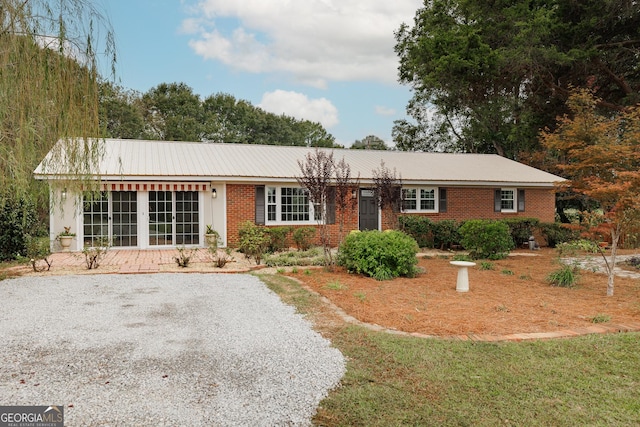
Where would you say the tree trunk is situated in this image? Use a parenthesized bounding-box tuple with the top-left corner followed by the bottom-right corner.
(606, 226, 620, 297)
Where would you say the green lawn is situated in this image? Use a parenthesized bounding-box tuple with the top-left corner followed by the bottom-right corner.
(258, 274, 640, 427)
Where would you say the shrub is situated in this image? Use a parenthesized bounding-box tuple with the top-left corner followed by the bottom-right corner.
(501, 218, 540, 248)
(174, 245, 195, 268)
(540, 222, 580, 248)
(23, 235, 52, 272)
(337, 230, 419, 280)
(547, 264, 579, 288)
(83, 236, 111, 270)
(292, 226, 316, 251)
(238, 221, 271, 264)
(433, 220, 460, 250)
(0, 195, 37, 261)
(399, 216, 434, 248)
(458, 220, 513, 259)
(210, 248, 234, 268)
(266, 226, 291, 252)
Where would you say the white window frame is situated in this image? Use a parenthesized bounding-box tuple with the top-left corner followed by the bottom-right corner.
(402, 186, 438, 213)
(265, 186, 319, 225)
(500, 188, 517, 213)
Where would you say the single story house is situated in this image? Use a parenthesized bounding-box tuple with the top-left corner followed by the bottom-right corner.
(34, 138, 564, 251)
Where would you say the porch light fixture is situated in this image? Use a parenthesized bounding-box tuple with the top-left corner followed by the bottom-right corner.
(351, 189, 357, 199)
(211, 188, 217, 199)
(61, 188, 67, 200)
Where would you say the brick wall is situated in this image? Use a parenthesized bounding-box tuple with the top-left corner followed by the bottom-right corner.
(404, 187, 557, 223)
(225, 184, 557, 247)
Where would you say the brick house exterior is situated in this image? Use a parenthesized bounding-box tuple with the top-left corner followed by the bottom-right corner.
(35, 139, 563, 252)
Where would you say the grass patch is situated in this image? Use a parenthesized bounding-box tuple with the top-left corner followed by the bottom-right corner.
(591, 314, 611, 324)
(501, 269, 514, 276)
(255, 273, 317, 314)
(353, 291, 367, 302)
(547, 264, 579, 288)
(479, 261, 495, 271)
(325, 280, 347, 291)
(316, 327, 640, 426)
(256, 272, 640, 427)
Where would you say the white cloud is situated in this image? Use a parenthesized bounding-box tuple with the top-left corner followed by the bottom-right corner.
(258, 90, 339, 128)
(184, 0, 421, 87)
(375, 105, 396, 116)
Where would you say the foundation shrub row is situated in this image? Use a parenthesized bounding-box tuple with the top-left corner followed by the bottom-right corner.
(399, 216, 580, 252)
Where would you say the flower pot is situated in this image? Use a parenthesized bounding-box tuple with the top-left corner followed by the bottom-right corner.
(205, 233, 218, 246)
(59, 235, 73, 251)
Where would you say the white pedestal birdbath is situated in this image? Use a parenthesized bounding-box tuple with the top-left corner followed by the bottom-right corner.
(450, 261, 476, 292)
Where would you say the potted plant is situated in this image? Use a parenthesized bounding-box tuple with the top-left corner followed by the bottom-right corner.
(205, 225, 220, 247)
(56, 226, 76, 251)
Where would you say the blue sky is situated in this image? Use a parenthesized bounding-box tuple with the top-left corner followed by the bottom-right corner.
(101, 0, 422, 147)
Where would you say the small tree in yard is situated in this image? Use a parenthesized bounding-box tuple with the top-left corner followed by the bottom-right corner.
(297, 149, 335, 266)
(372, 161, 403, 230)
(541, 88, 640, 296)
(334, 157, 359, 247)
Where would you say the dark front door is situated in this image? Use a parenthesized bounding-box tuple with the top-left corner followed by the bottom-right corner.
(358, 189, 379, 231)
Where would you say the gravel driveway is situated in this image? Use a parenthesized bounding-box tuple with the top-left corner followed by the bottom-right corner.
(0, 274, 345, 426)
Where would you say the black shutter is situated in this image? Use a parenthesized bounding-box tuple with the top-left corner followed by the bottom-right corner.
(518, 189, 525, 212)
(439, 188, 447, 213)
(494, 189, 502, 212)
(255, 185, 265, 225)
(326, 187, 336, 225)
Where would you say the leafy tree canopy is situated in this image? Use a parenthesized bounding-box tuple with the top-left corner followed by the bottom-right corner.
(395, 0, 640, 158)
(351, 135, 388, 150)
(1, 0, 115, 200)
(541, 88, 640, 295)
(99, 81, 340, 148)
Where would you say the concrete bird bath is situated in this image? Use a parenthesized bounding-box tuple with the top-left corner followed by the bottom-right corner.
(450, 260, 476, 292)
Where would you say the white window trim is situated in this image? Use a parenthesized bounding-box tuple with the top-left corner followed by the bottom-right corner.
(402, 186, 438, 213)
(500, 188, 517, 213)
(265, 186, 320, 225)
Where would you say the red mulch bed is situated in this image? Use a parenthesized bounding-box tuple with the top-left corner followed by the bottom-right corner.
(292, 248, 640, 336)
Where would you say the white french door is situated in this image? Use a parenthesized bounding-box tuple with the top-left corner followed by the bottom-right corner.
(83, 191, 138, 247)
(148, 191, 199, 246)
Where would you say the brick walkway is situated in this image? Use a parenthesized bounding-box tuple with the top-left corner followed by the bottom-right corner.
(48, 248, 215, 273)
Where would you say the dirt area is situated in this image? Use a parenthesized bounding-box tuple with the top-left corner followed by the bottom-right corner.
(6, 247, 639, 338)
(290, 248, 640, 337)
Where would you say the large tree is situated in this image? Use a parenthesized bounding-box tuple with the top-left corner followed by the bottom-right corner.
(140, 82, 203, 141)
(541, 89, 640, 296)
(1, 0, 115, 198)
(351, 135, 388, 150)
(99, 80, 144, 139)
(395, 0, 640, 158)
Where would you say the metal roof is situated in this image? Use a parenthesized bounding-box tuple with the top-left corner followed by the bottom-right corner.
(34, 138, 564, 186)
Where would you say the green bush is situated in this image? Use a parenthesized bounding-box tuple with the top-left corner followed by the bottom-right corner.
(337, 230, 419, 280)
(267, 226, 291, 252)
(23, 235, 52, 271)
(238, 221, 271, 264)
(540, 222, 580, 248)
(0, 195, 37, 261)
(458, 220, 513, 260)
(292, 226, 316, 251)
(433, 220, 460, 250)
(501, 218, 540, 248)
(399, 216, 434, 248)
